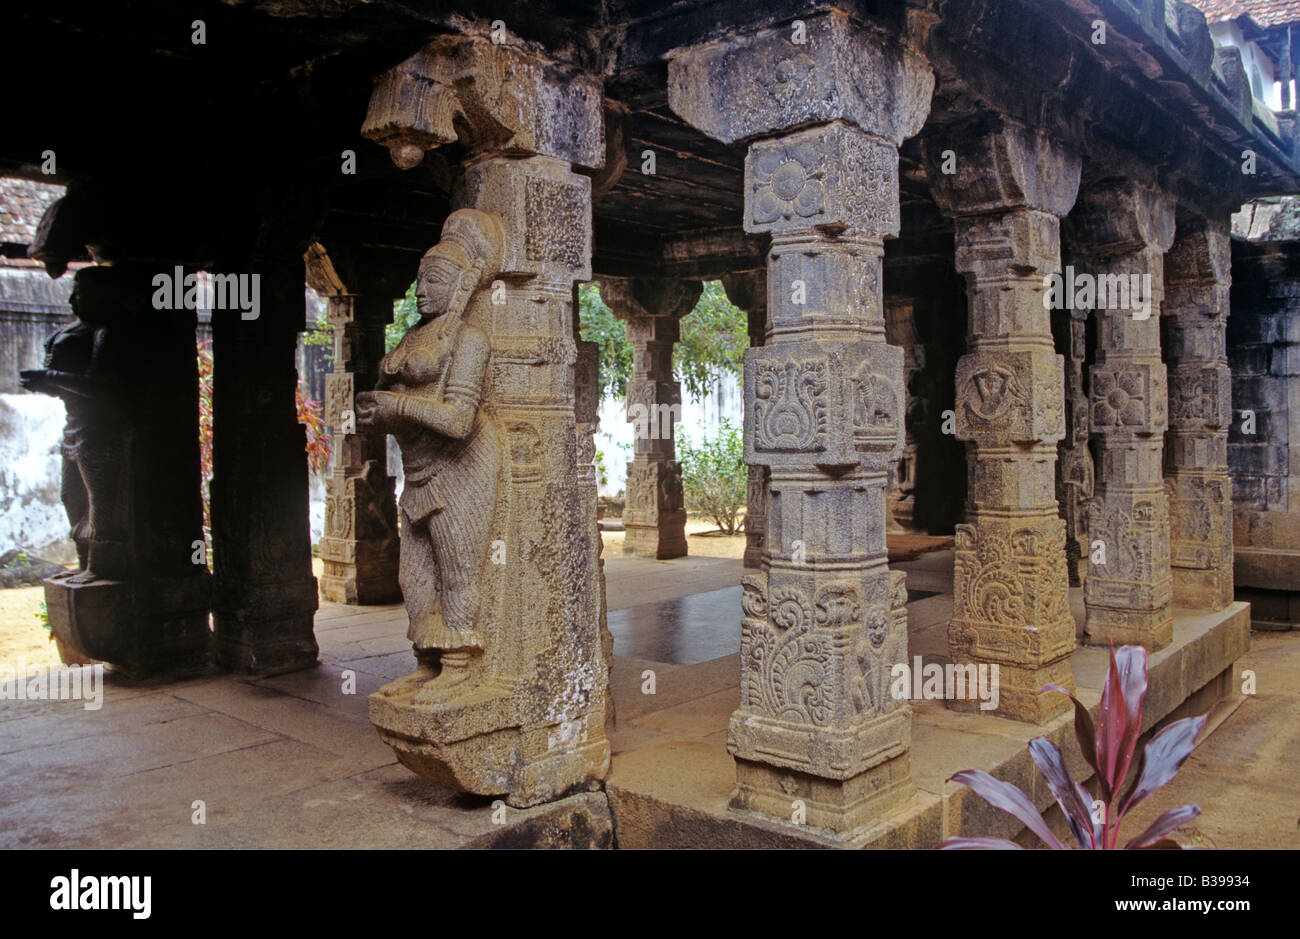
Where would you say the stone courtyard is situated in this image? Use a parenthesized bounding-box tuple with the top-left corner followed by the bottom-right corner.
(2, 0, 1300, 852)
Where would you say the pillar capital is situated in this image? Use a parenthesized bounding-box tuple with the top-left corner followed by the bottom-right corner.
(667, 10, 932, 146)
(1068, 182, 1177, 258)
(601, 277, 701, 324)
(362, 37, 604, 171)
(924, 120, 1081, 220)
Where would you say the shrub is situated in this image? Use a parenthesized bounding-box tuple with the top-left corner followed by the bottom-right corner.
(677, 418, 747, 535)
(941, 643, 1207, 850)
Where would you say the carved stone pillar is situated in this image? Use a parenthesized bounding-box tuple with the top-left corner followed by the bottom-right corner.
(361, 36, 610, 806)
(884, 296, 923, 534)
(601, 278, 700, 559)
(721, 270, 769, 569)
(1053, 279, 1092, 588)
(1069, 183, 1176, 650)
(925, 121, 1079, 722)
(1162, 219, 1234, 610)
(211, 245, 320, 674)
(670, 11, 933, 835)
(307, 249, 402, 605)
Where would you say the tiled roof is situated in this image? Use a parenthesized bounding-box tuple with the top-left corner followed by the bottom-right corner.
(1188, 0, 1300, 28)
(0, 178, 64, 246)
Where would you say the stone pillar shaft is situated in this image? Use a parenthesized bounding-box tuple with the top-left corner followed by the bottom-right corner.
(669, 9, 932, 836)
(1071, 184, 1176, 650)
(925, 124, 1080, 722)
(319, 292, 401, 603)
(211, 255, 320, 673)
(602, 279, 698, 559)
(1163, 221, 1234, 610)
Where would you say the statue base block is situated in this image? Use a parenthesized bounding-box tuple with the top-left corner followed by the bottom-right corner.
(44, 571, 211, 678)
(370, 668, 611, 808)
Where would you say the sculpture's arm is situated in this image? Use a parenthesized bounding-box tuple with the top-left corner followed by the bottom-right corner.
(392, 328, 489, 440)
(19, 369, 94, 398)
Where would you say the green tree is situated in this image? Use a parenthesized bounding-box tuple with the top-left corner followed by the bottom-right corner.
(387, 282, 421, 351)
(578, 282, 632, 402)
(674, 281, 747, 400)
(677, 418, 747, 535)
(577, 280, 747, 408)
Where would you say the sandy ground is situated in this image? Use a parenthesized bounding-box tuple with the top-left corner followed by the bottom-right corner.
(600, 516, 747, 559)
(0, 583, 61, 669)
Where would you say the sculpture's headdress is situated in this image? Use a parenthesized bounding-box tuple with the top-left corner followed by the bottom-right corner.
(420, 208, 504, 340)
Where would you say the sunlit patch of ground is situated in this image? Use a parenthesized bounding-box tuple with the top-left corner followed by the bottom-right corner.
(599, 516, 747, 559)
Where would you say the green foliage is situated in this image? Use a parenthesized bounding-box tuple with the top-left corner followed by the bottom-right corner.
(302, 302, 334, 361)
(36, 600, 50, 635)
(578, 283, 632, 403)
(593, 449, 608, 488)
(677, 417, 747, 535)
(674, 281, 747, 400)
(577, 280, 748, 408)
(387, 282, 421, 352)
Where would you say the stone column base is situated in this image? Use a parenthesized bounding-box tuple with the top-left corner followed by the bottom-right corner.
(213, 576, 319, 675)
(45, 571, 210, 678)
(1083, 608, 1174, 650)
(319, 537, 401, 604)
(623, 515, 688, 559)
(370, 668, 610, 808)
(730, 755, 912, 839)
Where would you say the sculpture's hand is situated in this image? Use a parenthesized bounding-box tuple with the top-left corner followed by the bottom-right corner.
(19, 369, 55, 395)
(356, 390, 400, 430)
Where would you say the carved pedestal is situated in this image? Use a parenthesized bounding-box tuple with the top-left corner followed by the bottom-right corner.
(1070, 184, 1176, 650)
(670, 12, 932, 835)
(362, 39, 610, 806)
(926, 124, 1080, 722)
(1163, 221, 1234, 611)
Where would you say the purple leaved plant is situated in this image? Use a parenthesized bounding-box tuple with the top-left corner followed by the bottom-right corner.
(941, 644, 1206, 850)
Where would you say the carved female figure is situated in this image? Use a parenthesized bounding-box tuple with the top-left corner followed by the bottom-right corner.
(356, 209, 504, 690)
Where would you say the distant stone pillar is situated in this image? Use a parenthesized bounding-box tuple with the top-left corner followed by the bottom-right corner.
(884, 296, 923, 534)
(1229, 199, 1300, 629)
(211, 244, 320, 673)
(601, 278, 698, 558)
(925, 121, 1079, 722)
(670, 11, 933, 835)
(1054, 288, 1092, 588)
(316, 287, 401, 605)
(1069, 183, 1176, 650)
(721, 270, 768, 569)
(361, 35, 610, 805)
(1162, 219, 1234, 610)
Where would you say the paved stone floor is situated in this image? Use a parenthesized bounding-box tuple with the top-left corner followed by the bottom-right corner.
(0, 549, 1294, 848)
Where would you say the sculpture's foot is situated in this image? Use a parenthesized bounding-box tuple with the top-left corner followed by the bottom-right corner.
(411, 650, 476, 706)
(65, 569, 100, 585)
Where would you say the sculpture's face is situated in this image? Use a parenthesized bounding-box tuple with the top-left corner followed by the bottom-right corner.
(416, 256, 461, 320)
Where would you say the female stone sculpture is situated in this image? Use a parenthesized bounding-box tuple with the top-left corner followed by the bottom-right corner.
(356, 208, 504, 691)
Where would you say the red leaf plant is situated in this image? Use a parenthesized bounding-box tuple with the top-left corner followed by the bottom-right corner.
(940, 644, 1207, 850)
